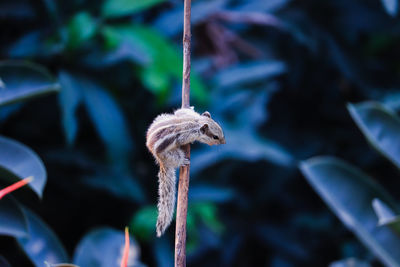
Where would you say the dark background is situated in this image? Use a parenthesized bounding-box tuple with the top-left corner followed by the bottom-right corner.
(1, 0, 400, 266)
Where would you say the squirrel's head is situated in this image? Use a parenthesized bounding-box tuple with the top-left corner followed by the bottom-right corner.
(198, 111, 226, 146)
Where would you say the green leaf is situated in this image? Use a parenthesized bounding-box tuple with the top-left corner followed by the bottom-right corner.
(18, 208, 68, 266)
(186, 209, 198, 252)
(348, 102, 400, 169)
(66, 12, 97, 49)
(101, 25, 208, 104)
(73, 227, 143, 267)
(0, 61, 59, 106)
(192, 202, 224, 233)
(130, 206, 157, 241)
(0, 196, 28, 238)
(101, 27, 121, 50)
(191, 75, 208, 105)
(372, 198, 400, 234)
(102, 24, 180, 70)
(300, 156, 400, 267)
(139, 67, 169, 95)
(0, 135, 47, 198)
(185, 202, 224, 252)
(102, 0, 166, 18)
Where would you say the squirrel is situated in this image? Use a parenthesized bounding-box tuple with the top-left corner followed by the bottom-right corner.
(146, 107, 225, 237)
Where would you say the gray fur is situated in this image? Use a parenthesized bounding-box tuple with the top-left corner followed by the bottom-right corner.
(146, 108, 225, 237)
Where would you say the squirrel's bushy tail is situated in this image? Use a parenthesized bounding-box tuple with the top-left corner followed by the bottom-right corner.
(156, 166, 176, 237)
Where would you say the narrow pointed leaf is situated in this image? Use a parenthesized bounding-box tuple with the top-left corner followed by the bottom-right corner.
(58, 71, 83, 145)
(80, 78, 133, 169)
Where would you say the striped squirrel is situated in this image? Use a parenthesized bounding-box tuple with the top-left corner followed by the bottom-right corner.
(146, 107, 225, 237)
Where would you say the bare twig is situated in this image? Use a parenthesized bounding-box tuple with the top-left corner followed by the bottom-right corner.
(175, 0, 191, 266)
(181, 0, 191, 108)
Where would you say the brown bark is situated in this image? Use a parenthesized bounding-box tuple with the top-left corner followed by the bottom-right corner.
(175, 0, 191, 266)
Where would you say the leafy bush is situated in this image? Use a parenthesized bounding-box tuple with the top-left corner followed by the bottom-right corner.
(1, 0, 400, 266)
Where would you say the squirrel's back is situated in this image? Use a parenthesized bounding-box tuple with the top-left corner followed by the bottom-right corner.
(146, 110, 200, 155)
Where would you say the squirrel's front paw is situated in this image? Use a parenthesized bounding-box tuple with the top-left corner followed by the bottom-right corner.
(182, 158, 190, 166)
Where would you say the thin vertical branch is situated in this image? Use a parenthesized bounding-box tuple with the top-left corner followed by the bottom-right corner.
(175, 0, 191, 266)
(181, 0, 191, 109)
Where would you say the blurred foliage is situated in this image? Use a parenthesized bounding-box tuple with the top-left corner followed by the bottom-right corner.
(1, 0, 400, 266)
(73, 227, 144, 267)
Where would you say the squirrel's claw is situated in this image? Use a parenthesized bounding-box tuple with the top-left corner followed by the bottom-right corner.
(182, 158, 190, 166)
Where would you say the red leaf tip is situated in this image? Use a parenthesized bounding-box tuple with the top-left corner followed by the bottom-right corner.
(0, 176, 34, 199)
(121, 226, 130, 267)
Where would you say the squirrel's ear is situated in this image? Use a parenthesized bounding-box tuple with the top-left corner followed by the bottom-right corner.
(201, 111, 211, 118)
(200, 123, 209, 134)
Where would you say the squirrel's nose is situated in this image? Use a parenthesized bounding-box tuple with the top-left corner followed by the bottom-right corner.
(220, 138, 226, 144)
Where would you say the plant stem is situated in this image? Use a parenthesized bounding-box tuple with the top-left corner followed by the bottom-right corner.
(181, 0, 191, 108)
(175, 0, 191, 266)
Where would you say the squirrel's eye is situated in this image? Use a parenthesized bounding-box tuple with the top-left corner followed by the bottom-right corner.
(213, 135, 219, 140)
